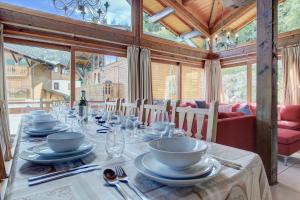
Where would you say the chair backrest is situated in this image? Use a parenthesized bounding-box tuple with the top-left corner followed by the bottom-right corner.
(119, 98, 141, 117)
(105, 98, 121, 114)
(0, 100, 12, 162)
(140, 100, 171, 126)
(171, 100, 218, 142)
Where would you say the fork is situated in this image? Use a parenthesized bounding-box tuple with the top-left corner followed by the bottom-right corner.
(115, 166, 149, 200)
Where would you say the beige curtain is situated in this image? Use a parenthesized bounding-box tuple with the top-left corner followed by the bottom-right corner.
(283, 45, 300, 105)
(127, 46, 140, 102)
(139, 48, 153, 104)
(204, 59, 223, 103)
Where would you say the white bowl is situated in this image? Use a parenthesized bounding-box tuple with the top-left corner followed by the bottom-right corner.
(32, 120, 59, 130)
(149, 137, 207, 170)
(32, 113, 54, 122)
(47, 132, 85, 153)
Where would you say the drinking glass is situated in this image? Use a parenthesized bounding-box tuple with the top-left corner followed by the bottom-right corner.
(105, 126, 125, 158)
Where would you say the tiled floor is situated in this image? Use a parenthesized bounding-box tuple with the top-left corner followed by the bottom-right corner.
(272, 152, 300, 200)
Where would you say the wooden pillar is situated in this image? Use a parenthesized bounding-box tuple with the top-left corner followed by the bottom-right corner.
(132, 0, 143, 46)
(247, 62, 252, 103)
(70, 47, 76, 107)
(256, 0, 278, 184)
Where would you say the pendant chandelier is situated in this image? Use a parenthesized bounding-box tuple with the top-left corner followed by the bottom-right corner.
(52, 0, 109, 23)
(213, 7, 239, 50)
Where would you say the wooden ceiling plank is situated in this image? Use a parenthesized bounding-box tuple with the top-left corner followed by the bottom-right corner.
(211, 2, 256, 34)
(148, 7, 175, 23)
(158, 0, 210, 36)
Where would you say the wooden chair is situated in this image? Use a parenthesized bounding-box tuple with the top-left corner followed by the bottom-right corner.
(171, 100, 219, 142)
(140, 100, 171, 126)
(0, 100, 12, 179)
(119, 98, 142, 117)
(105, 98, 121, 114)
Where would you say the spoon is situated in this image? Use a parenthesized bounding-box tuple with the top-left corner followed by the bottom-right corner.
(103, 169, 133, 200)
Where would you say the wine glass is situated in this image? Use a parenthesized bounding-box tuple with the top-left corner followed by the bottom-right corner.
(105, 126, 125, 158)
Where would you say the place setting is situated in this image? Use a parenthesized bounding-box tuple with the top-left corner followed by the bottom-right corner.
(23, 110, 69, 137)
(134, 137, 222, 187)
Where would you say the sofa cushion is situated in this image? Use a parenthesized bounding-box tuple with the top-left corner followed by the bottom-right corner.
(218, 112, 244, 119)
(278, 128, 300, 144)
(280, 105, 300, 121)
(218, 104, 232, 113)
(195, 100, 206, 108)
(237, 105, 253, 115)
(278, 120, 300, 130)
(231, 103, 240, 112)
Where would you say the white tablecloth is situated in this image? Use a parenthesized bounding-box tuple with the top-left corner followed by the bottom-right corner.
(6, 120, 272, 200)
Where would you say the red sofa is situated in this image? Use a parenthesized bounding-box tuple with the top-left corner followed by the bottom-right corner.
(177, 102, 256, 152)
(179, 102, 300, 165)
(278, 105, 300, 130)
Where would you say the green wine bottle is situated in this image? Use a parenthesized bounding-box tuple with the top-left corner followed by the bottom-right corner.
(78, 90, 88, 122)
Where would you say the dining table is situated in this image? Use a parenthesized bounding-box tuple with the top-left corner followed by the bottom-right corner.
(4, 116, 272, 200)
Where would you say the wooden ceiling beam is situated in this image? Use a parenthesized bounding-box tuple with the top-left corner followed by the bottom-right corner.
(0, 3, 133, 46)
(158, 0, 210, 37)
(217, 28, 300, 59)
(211, 3, 256, 34)
(141, 34, 209, 60)
(182, 0, 198, 6)
(148, 7, 175, 23)
(208, 0, 218, 28)
(4, 37, 70, 52)
(179, 30, 201, 41)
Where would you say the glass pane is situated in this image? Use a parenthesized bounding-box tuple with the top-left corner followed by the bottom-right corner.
(75, 52, 128, 104)
(252, 61, 284, 104)
(222, 66, 247, 103)
(181, 65, 205, 101)
(1, 0, 132, 31)
(278, 60, 284, 104)
(143, 12, 205, 49)
(152, 62, 178, 103)
(252, 63, 257, 103)
(4, 43, 70, 115)
(235, 0, 300, 46)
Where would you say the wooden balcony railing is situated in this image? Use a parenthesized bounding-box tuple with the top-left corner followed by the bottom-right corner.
(5, 66, 28, 77)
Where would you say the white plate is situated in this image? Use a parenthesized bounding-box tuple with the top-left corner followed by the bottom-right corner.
(24, 129, 68, 137)
(134, 153, 221, 187)
(24, 127, 69, 137)
(19, 146, 95, 165)
(32, 141, 95, 157)
(142, 153, 214, 179)
(25, 124, 66, 133)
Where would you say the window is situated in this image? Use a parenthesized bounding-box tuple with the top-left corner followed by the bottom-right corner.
(1, 0, 132, 31)
(75, 51, 128, 101)
(235, 0, 300, 46)
(251, 60, 284, 103)
(181, 65, 205, 101)
(143, 11, 205, 49)
(222, 65, 247, 103)
(54, 82, 60, 90)
(152, 62, 179, 102)
(4, 43, 70, 115)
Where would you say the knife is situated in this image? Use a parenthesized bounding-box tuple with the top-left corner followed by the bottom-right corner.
(28, 164, 100, 182)
(28, 165, 102, 186)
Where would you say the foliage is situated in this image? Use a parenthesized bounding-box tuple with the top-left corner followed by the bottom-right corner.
(236, 0, 300, 45)
(222, 66, 247, 103)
